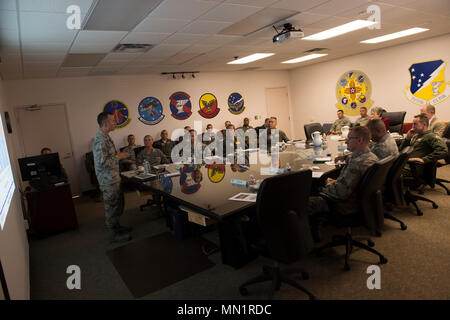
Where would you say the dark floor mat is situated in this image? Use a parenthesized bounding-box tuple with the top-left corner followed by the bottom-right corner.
(106, 232, 217, 298)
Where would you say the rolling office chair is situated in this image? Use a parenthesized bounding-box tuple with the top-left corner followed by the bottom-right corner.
(304, 123, 323, 143)
(315, 156, 395, 271)
(382, 111, 406, 134)
(239, 170, 316, 300)
(322, 123, 333, 134)
(434, 124, 450, 195)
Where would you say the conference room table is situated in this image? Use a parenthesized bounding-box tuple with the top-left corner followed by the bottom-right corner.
(123, 136, 348, 268)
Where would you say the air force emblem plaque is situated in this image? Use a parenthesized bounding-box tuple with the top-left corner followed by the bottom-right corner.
(405, 59, 450, 106)
(199, 93, 220, 118)
(103, 100, 131, 129)
(335, 70, 373, 115)
(227, 92, 245, 115)
(170, 92, 192, 120)
(138, 97, 165, 125)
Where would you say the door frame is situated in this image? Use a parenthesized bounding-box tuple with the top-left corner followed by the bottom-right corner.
(265, 86, 295, 140)
(13, 102, 79, 195)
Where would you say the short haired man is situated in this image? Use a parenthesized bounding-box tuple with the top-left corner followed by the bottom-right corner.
(355, 107, 370, 127)
(330, 110, 351, 135)
(241, 117, 253, 132)
(153, 130, 175, 160)
(367, 119, 399, 159)
(308, 126, 379, 218)
(420, 104, 445, 137)
(120, 134, 141, 171)
(136, 135, 169, 166)
(93, 112, 132, 243)
(399, 113, 448, 176)
(268, 116, 289, 142)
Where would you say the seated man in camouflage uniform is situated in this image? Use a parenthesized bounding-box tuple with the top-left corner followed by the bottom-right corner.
(355, 106, 370, 127)
(329, 109, 351, 135)
(120, 134, 141, 171)
(399, 113, 448, 177)
(307, 126, 378, 232)
(367, 119, 399, 160)
(153, 130, 175, 161)
(136, 135, 170, 166)
(93, 112, 132, 243)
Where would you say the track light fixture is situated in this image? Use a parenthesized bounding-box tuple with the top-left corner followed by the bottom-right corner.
(161, 71, 199, 79)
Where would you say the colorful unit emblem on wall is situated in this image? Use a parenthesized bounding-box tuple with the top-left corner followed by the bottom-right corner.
(335, 70, 373, 115)
(227, 92, 245, 115)
(138, 97, 165, 125)
(158, 176, 173, 194)
(206, 163, 225, 183)
(404, 59, 450, 106)
(199, 93, 220, 118)
(103, 100, 131, 129)
(169, 91, 192, 120)
(180, 165, 202, 194)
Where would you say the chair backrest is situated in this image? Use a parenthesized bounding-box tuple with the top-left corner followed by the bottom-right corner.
(382, 111, 406, 134)
(358, 156, 396, 233)
(256, 170, 314, 264)
(385, 147, 413, 206)
(442, 123, 450, 140)
(322, 123, 333, 133)
(304, 123, 323, 142)
(134, 146, 145, 159)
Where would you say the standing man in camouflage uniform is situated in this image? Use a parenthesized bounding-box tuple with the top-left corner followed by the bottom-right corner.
(329, 109, 351, 135)
(400, 113, 448, 177)
(93, 112, 132, 243)
(367, 119, 399, 159)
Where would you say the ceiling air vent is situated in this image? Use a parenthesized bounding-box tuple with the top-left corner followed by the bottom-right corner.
(112, 43, 153, 53)
(304, 48, 328, 53)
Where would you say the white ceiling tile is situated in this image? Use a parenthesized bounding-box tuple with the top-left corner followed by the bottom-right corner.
(200, 3, 262, 23)
(73, 31, 128, 43)
(22, 53, 65, 62)
(162, 52, 204, 65)
(182, 44, 221, 54)
(21, 42, 71, 53)
(307, 0, 370, 15)
(286, 12, 330, 27)
(162, 33, 209, 45)
(0, 29, 20, 50)
(143, 44, 190, 57)
(0, 0, 16, 11)
(0, 10, 18, 29)
(271, 0, 330, 12)
(102, 52, 142, 61)
(181, 20, 232, 34)
(304, 16, 353, 30)
(225, 0, 278, 6)
(149, 0, 221, 20)
(20, 12, 79, 43)
(200, 34, 242, 45)
(18, 0, 94, 14)
(69, 43, 118, 54)
(134, 17, 191, 33)
(120, 32, 170, 44)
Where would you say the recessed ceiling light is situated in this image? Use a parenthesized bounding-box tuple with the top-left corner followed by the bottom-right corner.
(302, 20, 376, 41)
(227, 53, 275, 64)
(282, 53, 328, 64)
(360, 27, 429, 44)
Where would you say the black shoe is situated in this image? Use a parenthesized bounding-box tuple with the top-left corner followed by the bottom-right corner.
(115, 225, 133, 233)
(110, 232, 132, 243)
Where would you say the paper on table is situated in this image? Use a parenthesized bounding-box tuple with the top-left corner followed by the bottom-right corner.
(120, 170, 137, 178)
(229, 193, 257, 202)
(312, 172, 324, 178)
(153, 164, 170, 169)
(134, 173, 156, 179)
(165, 172, 181, 177)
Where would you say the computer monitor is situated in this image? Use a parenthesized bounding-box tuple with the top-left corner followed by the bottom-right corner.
(18, 153, 62, 187)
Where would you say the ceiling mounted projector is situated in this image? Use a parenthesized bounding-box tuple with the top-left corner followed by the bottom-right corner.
(273, 23, 304, 43)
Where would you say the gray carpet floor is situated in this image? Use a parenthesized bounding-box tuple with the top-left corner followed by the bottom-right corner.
(29, 166, 450, 300)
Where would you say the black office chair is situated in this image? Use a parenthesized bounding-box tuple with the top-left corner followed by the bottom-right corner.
(435, 125, 450, 195)
(239, 170, 316, 300)
(304, 123, 323, 143)
(315, 156, 395, 271)
(382, 111, 406, 134)
(322, 123, 332, 133)
(383, 149, 411, 230)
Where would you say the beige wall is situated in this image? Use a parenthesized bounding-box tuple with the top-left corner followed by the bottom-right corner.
(3, 71, 291, 193)
(289, 33, 450, 139)
(0, 81, 30, 300)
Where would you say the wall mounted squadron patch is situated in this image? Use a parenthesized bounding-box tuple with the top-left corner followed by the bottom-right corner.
(138, 97, 165, 125)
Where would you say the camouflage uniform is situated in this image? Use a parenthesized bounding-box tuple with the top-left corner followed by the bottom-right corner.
(330, 117, 351, 134)
(93, 130, 124, 231)
(153, 139, 175, 159)
(399, 130, 448, 176)
(429, 117, 446, 137)
(308, 148, 378, 215)
(120, 144, 141, 170)
(136, 148, 170, 166)
(355, 115, 370, 127)
(370, 133, 399, 160)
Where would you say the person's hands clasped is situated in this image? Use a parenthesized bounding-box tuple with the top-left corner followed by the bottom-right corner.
(408, 157, 424, 164)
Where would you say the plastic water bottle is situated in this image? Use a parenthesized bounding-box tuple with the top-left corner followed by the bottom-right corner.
(248, 174, 256, 186)
(285, 163, 292, 173)
(143, 159, 150, 174)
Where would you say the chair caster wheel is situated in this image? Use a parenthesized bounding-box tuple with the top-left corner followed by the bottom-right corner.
(417, 210, 423, 216)
(432, 203, 438, 209)
(375, 231, 382, 237)
(239, 287, 248, 296)
(301, 271, 309, 280)
(344, 264, 350, 271)
(380, 256, 388, 264)
(401, 224, 407, 231)
(367, 240, 375, 247)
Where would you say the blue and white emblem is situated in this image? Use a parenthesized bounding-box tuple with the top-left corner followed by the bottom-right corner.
(227, 92, 245, 115)
(138, 97, 165, 125)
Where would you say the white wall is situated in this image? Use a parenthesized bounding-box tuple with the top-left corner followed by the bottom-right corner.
(0, 81, 30, 300)
(3, 71, 291, 193)
(289, 34, 450, 139)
